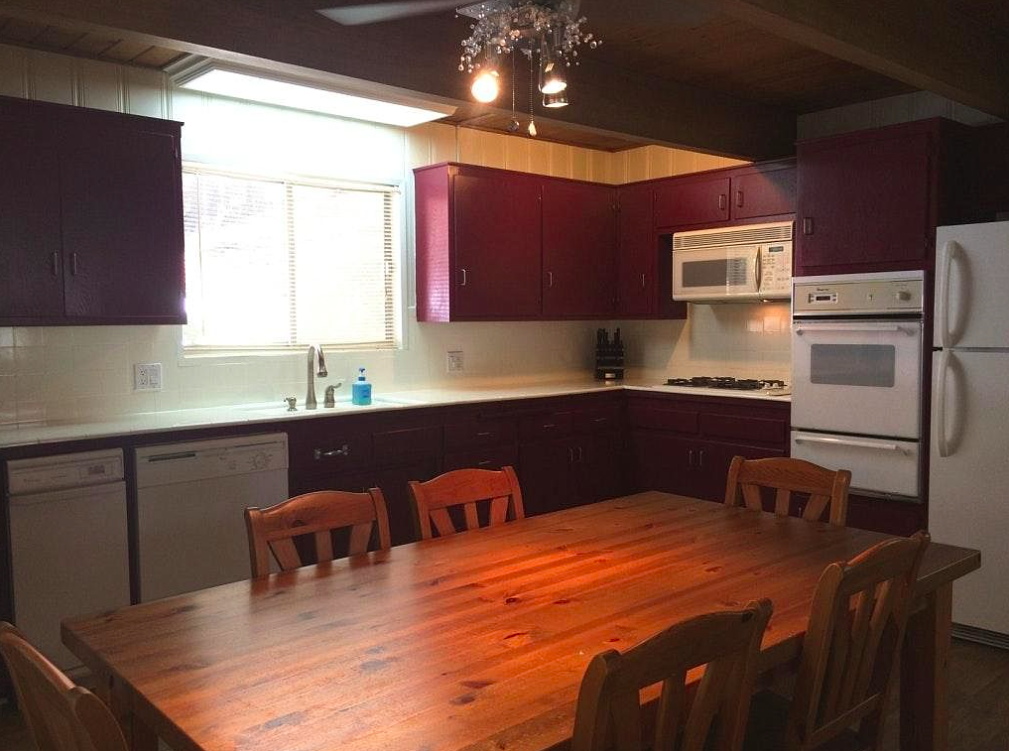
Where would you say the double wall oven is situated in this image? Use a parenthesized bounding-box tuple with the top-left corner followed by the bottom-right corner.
(790, 271, 925, 499)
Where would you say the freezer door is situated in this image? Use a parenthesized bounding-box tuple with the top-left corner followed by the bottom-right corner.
(935, 221, 1009, 349)
(930, 349, 1009, 633)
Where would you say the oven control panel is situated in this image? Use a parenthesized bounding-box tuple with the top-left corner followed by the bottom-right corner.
(793, 271, 924, 316)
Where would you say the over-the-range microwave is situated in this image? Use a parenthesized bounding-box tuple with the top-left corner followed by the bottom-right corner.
(672, 220, 793, 303)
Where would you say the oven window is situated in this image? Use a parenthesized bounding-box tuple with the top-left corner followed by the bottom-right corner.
(809, 344, 896, 387)
(681, 258, 748, 287)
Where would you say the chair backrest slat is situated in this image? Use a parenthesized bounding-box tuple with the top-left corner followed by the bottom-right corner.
(245, 489, 391, 577)
(0, 623, 129, 751)
(725, 456, 852, 526)
(787, 532, 930, 750)
(408, 466, 525, 540)
(571, 600, 773, 751)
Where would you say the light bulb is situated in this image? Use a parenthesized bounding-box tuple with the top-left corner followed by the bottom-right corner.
(470, 69, 500, 103)
(539, 60, 567, 94)
(528, 119, 537, 137)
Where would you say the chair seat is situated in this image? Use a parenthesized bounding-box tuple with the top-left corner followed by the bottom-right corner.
(743, 690, 868, 751)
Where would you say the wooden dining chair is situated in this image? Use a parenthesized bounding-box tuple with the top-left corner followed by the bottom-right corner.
(724, 456, 852, 526)
(0, 622, 128, 751)
(408, 466, 525, 540)
(572, 599, 773, 751)
(744, 531, 930, 751)
(244, 488, 391, 577)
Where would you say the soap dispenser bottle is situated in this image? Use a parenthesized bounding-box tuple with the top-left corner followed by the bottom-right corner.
(352, 367, 372, 406)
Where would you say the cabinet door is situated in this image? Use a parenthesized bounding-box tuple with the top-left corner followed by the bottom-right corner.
(542, 180, 616, 317)
(654, 176, 730, 228)
(693, 440, 786, 503)
(57, 115, 185, 322)
(615, 183, 656, 317)
(626, 430, 697, 498)
(797, 131, 932, 272)
(574, 431, 623, 507)
(453, 170, 541, 318)
(0, 100, 64, 320)
(518, 437, 575, 516)
(730, 167, 796, 220)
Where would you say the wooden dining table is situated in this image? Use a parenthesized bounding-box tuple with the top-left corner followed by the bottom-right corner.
(62, 492, 980, 751)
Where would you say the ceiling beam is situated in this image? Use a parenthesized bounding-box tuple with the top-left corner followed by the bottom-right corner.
(0, 0, 796, 158)
(708, 0, 1009, 118)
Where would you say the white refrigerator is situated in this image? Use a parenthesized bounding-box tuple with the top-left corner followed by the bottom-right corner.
(930, 220, 1009, 647)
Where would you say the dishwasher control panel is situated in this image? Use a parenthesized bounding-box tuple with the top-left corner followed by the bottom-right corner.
(134, 433, 289, 488)
(7, 449, 125, 495)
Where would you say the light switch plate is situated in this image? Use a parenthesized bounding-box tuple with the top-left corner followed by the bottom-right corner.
(134, 362, 163, 391)
(446, 350, 464, 373)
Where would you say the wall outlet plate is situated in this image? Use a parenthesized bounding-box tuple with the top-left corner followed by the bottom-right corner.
(446, 350, 464, 373)
(134, 362, 163, 391)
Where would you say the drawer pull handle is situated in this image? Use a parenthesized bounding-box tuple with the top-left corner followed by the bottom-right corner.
(314, 445, 350, 460)
(592, 417, 608, 423)
(542, 423, 555, 429)
(476, 431, 492, 437)
(477, 460, 492, 466)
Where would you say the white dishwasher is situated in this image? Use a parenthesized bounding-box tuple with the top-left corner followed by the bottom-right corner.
(6, 449, 131, 671)
(134, 433, 289, 602)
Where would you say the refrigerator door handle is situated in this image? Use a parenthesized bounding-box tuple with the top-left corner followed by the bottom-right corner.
(937, 349, 953, 458)
(937, 240, 960, 348)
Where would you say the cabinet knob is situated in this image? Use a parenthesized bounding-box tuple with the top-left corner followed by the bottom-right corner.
(70, 252, 79, 276)
(736, 190, 744, 208)
(459, 268, 468, 286)
(547, 271, 554, 288)
(50, 252, 60, 277)
(640, 273, 646, 289)
(802, 217, 814, 235)
(718, 194, 727, 211)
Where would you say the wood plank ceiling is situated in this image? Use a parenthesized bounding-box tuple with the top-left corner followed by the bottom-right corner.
(0, 14, 183, 68)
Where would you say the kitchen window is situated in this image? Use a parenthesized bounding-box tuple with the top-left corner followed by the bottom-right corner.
(182, 166, 400, 353)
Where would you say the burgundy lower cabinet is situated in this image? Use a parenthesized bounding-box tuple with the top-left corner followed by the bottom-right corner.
(624, 392, 789, 502)
(846, 495, 925, 537)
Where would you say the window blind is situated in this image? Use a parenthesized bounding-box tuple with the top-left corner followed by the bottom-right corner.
(182, 167, 399, 352)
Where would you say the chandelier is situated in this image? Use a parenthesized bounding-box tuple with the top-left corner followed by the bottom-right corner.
(456, 0, 601, 130)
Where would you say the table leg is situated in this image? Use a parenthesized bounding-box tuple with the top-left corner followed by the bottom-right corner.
(97, 670, 158, 751)
(900, 583, 952, 751)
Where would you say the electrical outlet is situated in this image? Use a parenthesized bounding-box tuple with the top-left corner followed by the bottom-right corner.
(446, 350, 464, 373)
(134, 362, 163, 391)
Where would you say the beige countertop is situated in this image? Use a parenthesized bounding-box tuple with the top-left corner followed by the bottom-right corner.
(0, 380, 789, 450)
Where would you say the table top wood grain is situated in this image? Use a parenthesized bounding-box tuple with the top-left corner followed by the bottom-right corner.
(62, 493, 980, 751)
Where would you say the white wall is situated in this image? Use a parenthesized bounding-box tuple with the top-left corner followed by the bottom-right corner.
(0, 44, 754, 427)
(797, 90, 1000, 141)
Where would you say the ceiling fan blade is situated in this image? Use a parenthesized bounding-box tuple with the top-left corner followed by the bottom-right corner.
(317, 0, 463, 25)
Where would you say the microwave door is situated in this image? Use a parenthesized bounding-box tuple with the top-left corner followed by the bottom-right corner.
(672, 247, 759, 301)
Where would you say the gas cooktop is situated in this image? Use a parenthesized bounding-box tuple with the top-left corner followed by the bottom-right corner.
(663, 376, 789, 393)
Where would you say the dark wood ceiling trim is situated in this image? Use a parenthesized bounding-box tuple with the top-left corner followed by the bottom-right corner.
(710, 0, 1009, 118)
(0, 0, 796, 158)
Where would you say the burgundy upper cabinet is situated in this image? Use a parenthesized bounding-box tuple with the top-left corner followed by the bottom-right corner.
(615, 182, 656, 317)
(0, 96, 185, 326)
(57, 110, 185, 322)
(542, 180, 616, 318)
(795, 119, 960, 276)
(415, 163, 542, 321)
(730, 162, 797, 221)
(0, 98, 64, 321)
(654, 175, 730, 228)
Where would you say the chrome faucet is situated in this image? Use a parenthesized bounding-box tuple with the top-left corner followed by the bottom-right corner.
(305, 345, 328, 410)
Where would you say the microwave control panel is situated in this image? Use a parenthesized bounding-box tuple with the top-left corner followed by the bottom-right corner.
(758, 243, 792, 297)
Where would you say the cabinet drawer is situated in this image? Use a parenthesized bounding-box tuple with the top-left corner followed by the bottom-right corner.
(444, 418, 517, 452)
(572, 403, 621, 433)
(373, 425, 442, 464)
(519, 412, 572, 441)
(626, 403, 699, 434)
(443, 445, 519, 472)
(700, 413, 787, 447)
(289, 430, 372, 474)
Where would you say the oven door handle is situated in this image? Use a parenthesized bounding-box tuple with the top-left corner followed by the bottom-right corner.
(793, 324, 914, 336)
(793, 433, 903, 453)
